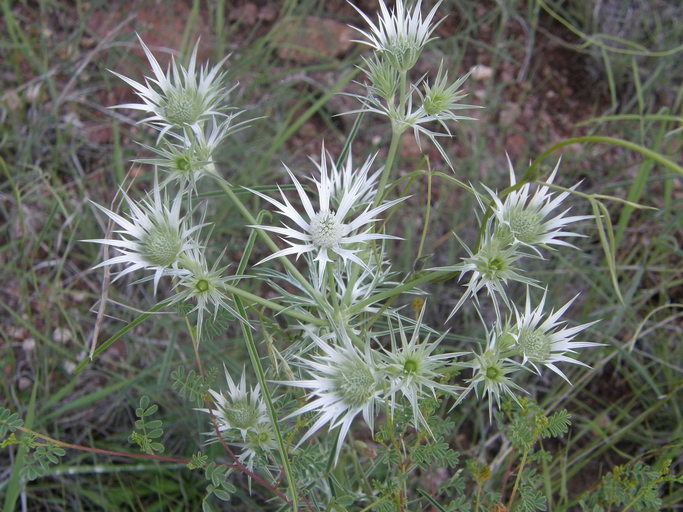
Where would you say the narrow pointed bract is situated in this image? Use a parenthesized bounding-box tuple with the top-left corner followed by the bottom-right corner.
(110, 36, 233, 136)
(487, 157, 592, 251)
(282, 333, 382, 463)
(85, 182, 200, 293)
(247, 146, 406, 278)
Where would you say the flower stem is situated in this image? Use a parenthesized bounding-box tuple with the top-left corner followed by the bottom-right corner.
(508, 449, 528, 510)
(232, 295, 300, 512)
(221, 282, 325, 326)
(213, 176, 324, 306)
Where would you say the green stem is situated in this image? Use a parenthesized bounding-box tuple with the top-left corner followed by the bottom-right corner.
(416, 169, 432, 260)
(233, 296, 300, 511)
(213, 177, 324, 305)
(348, 270, 452, 316)
(508, 449, 528, 510)
(373, 129, 402, 208)
(221, 283, 325, 326)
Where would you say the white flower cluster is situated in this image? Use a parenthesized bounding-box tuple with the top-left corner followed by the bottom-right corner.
(85, 0, 601, 490)
(87, 37, 250, 340)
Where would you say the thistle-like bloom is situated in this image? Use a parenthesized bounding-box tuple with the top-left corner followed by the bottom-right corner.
(417, 64, 477, 131)
(382, 305, 463, 433)
(137, 115, 248, 190)
(198, 366, 276, 474)
(199, 365, 269, 440)
(111, 36, 232, 138)
(434, 226, 538, 321)
(512, 289, 599, 382)
(487, 157, 592, 251)
(247, 147, 405, 277)
(350, 0, 444, 71)
(457, 330, 525, 419)
(86, 182, 201, 293)
(168, 248, 246, 341)
(283, 333, 382, 462)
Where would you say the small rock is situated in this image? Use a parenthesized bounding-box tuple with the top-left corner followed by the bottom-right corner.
(258, 6, 278, 22)
(470, 64, 492, 81)
(228, 3, 258, 25)
(53, 327, 73, 344)
(276, 17, 353, 63)
(22, 338, 36, 353)
(499, 102, 521, 127)
(18, 377, 32, 391)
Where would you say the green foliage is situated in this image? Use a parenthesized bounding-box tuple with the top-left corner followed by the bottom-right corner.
(516, 483, 547, 512)
(128, 395, 165, 455)
(20, 437, 66, 482)
(202, 462, 237, 504)
(0, 407, 23, 438)
(506, 399, 572, 452)
(412, 437, 459, 470)
(579, 459, 682, 512)
(187, 451, 209, 470)
(171, 365, 212, 407)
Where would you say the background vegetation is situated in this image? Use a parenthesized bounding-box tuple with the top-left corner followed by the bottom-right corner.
(1, 0, 681, 510)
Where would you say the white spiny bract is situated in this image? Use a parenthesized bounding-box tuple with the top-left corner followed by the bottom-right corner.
(247, 146, 406, 278)
(283, 333, 382, 463)
(382, 305, 463, 433)
(511, 289, 599, 382)
(86, 182, 201, 293)
(110, 36, 232, 139)
(487, 157, 592, 251)
(167, 248, 244, 341)
(350, 0, 444, 72)
(198, 366, 275, 473)
(461, 330, 526, 419)
(435, 226, 538, 321)
(327, 151, 381, 212)
(137, 115, 246, 191)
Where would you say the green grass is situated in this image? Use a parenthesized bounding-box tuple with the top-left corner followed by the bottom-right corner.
(1, 0, 681, 510)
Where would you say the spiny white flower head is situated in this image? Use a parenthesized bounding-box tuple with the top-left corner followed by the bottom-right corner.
(382, 304, 463, 433)
(238, 421, 278, 474)
(168, 248, 245, 341)
(458, 331, 525, 419)
(111, 36, 233, 139)
(435, 225, 538, 322)
(198, 365, 269, 441)
(283, 333, 383, 463)
(487, 157, 592, 252)
(346, 78, 476, 170)
(137, 115, 247, 191)
(360, 54, 399, 101)
(417, 64, 478, 129)
(247, 145, 406, 278)
(327, 151, 382, 212)
(512, 289, 599, 382)
(350, 0, 444, 71)
(86, 182, 201, 293)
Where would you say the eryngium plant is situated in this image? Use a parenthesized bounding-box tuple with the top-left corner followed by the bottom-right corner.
(79, 1, 604, 509)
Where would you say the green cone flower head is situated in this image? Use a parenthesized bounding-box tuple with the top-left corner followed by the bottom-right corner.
(512, 289, 599, 382)
(382, 304, 462, 432)
(169, 248, 246, 341)
(487, 157, 592, 251)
